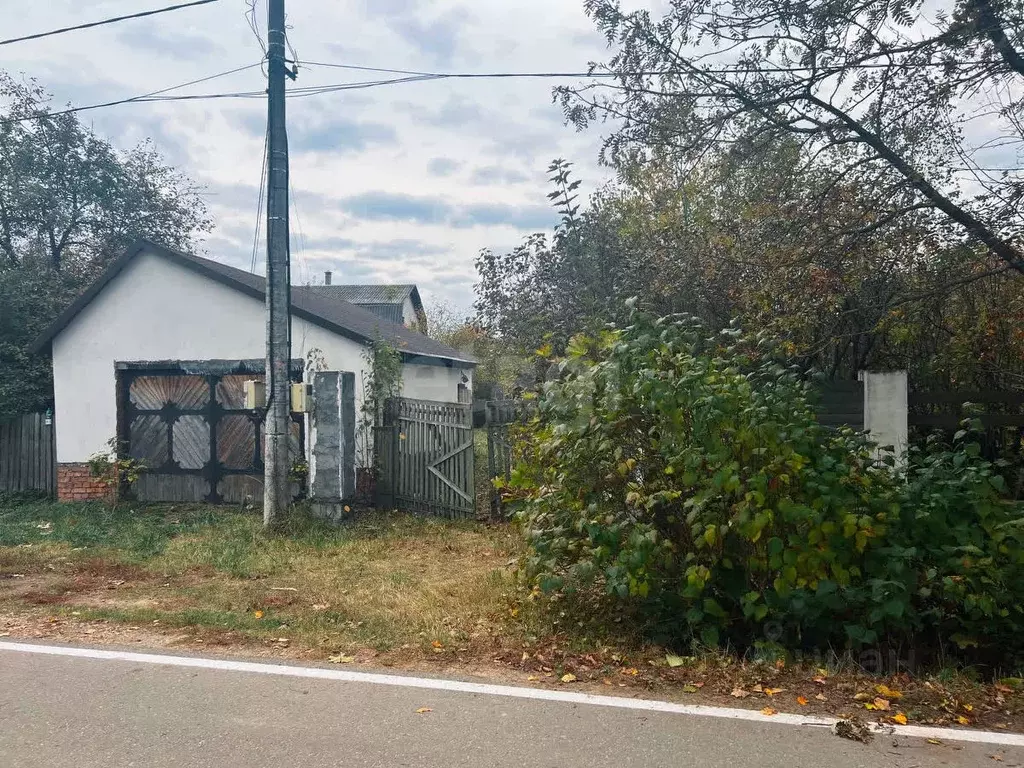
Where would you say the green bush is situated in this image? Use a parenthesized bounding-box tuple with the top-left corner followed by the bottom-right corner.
(511, 310, 1024, 665)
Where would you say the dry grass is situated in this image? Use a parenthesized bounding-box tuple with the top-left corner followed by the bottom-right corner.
(0, 502, 528, 654)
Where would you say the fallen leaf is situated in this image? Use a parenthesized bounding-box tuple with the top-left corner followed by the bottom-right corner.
(957, 715, 971, 726)
(253, 610, 264, 619)
(892, 713, 908, 725)
(875, 683, 902, 699)
(623, 667, 639, 676)
(872, 697, 891, 711)
(995, 683, 1013, 694)
(682, 684, 699, 693)
(343, 505, 351, 513)
(666, 653, 686, 668)
(797, 696, 808, 706)
(963, 703, 974, 712)
(815, 693, 827, 701)
(527, 675, 539, 681)
(311, 603, 330, 611)
(751, 683, 763, 692)
(990, 756, 1004, 762)
(693, 681, 705, 688)
(560, 673, 577, 683)
(775, 658, 785, 670)
(853, 692, 873, 701)
(731, 688, 750, 698)
(601, 678, 612, 686)
(761, 707, 777, 716)
(813, 676, 828, 685)
(763, 687, 784, 696)
(927, 738, 943, 745)
(431, 640, 443, 649)
(415, 707, 432, 714)
(328, 653, 355, 664)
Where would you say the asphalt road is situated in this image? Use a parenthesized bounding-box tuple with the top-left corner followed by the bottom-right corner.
(0, 644, 1020, 768)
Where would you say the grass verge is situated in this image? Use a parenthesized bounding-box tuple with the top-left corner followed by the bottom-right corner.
(2, 498, 1023, 735)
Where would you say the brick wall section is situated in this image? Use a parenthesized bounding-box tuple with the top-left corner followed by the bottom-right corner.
(57, 463, 114, 503)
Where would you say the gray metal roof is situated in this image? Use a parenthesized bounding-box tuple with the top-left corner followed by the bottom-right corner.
(30, 239, 475, 365)
(306, 284, 416, 305)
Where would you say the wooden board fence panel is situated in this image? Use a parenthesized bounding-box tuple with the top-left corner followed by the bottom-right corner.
(0, 412, 55, 496)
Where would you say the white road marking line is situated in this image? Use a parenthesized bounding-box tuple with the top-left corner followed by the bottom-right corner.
(1, 640, 1022, 747)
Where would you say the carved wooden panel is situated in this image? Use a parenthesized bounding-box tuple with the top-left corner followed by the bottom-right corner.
(130, 375, 208, 410)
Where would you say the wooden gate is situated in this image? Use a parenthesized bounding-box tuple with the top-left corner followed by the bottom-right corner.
(378, 397, 474, 518)
(117, 361, 303, 503)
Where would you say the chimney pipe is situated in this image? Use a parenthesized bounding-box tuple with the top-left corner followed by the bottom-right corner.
(324, 270, 332, 285)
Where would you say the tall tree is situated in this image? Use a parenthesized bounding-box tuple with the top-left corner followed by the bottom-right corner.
(0, 73, 211, 418)
(559, 0, 1024, 274)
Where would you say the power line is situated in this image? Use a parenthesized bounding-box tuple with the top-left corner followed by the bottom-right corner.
(299, 58, 989, 78)
(0, 0, 220, 47)
(0, 63, 263, 126)
(250, 128, 269, 274)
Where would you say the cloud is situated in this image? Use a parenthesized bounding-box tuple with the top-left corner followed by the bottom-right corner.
(337, 191, 557, 230)
(290, 118, 398, 153)
(117, 23, 224, 60)
(470, 165, 531, 185)
(455, 202, 556, 230)
(341, 192, 452, 225)
(428, 157, 461, 177)
(364, 0, 473, 65)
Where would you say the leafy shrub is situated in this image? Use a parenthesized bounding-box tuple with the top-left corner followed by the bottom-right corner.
(511, 310, 1024, 665)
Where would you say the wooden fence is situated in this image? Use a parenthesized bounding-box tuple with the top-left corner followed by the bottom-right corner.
(0, 412, 56, 496)
(909, 390, 1024, 464)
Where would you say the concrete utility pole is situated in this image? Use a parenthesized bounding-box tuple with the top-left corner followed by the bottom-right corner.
(263, 0, 291, 528)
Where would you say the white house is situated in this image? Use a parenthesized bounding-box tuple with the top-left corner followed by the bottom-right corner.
(31, 239, 475, 504)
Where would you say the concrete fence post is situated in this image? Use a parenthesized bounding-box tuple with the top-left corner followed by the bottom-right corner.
(859, 370, 908, 463)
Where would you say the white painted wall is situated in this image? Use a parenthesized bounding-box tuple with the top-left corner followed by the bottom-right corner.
(51, 248, 468, 463)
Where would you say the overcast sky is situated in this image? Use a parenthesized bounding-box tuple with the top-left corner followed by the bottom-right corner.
(2, 0, 626, 313)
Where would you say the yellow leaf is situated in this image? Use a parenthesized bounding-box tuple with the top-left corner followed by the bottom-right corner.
(957, 715, 971, 726)
(328, 653, 355, 664)
(682, 684, 699, 693)
(892, 712, 908, 725)
(853, 692, 873, 701)
(963, 703, 974, 712)
(731, 688, 750, 698)
(253, 610, 264, 619)
(797, 696, 808, 706)
(761, 707, 777, 716)
(927, 738, 943, 745)
(763, 687, 784, 696)
(415, 707, 432, 714)
(876, 684, 903, 699)
(666, 653, 686, 668)
(623, 667, 639, 676)
(527, 675, 539, 682)
(431, 640, 443, 649)
(561, 673, 577, 683)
